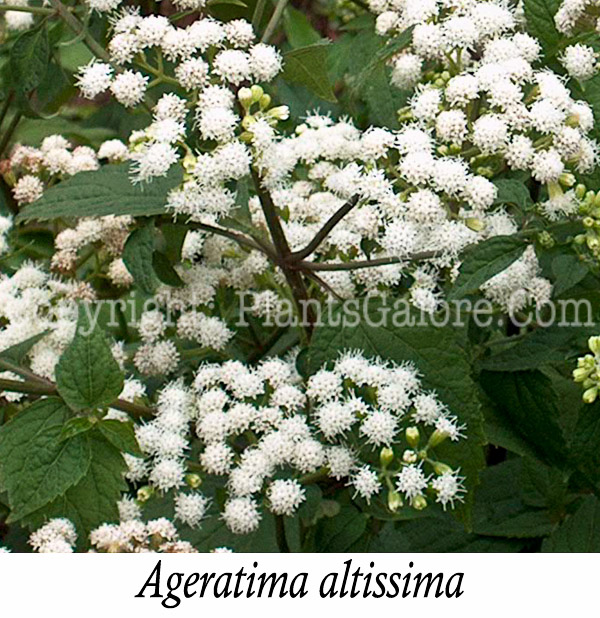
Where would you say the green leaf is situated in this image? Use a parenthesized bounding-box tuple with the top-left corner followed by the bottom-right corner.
(16, 163, 183, 222)
(122, 224, 159, 295)
(571, 400, 600, 488)
(28, 433, 128, 542)
(55, 311, 124, 412)
(581, 73, 600, 142)
(97, 419, 141, 456)
(0, 398, 91, 522)
(480, 370, 568, 467)
(0, 330, 50, 365)
(59, 417, 95, 442)
(523, 0, 561, 58)
(314, 505, 368, 552)
(473, 460, 555, 538)
(307, 298, 485, 526)
(281, 42, 337, 103)
(493, 179, 532, 209)
(283, 6, 321, 48)
(448, 236, 527, 300)
(552, 255, 589, 297)
(152, 251, 184, 287)
(543, 496, 600, 552)
(10, 22, 50, 94)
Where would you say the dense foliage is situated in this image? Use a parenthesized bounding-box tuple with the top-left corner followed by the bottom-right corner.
(2, 0, 600, 553)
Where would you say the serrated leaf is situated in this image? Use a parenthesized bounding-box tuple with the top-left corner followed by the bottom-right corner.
(10, 22, 50, 94)
(0, 330, 50, 365)
(552, 254, 589, 297)
(122, 224, 159, 295)
(55, 311, 124, 412)
(97, 419, 141, 456)
(493, 179, 532, 208)
(448, 236, 527, 300)
(0, 398, 91, 522)
(542, 496, 600, 552)
(523, 0, 562, 58)
(281, 42, 337, 103)
(473, 460, 555, 538)
(480, 370, 568, 467)
(27, 433, 128, 543)
(17, 163, 183, 222)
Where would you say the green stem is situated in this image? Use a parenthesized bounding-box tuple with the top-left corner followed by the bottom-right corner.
(0, 4, 56, 14)
(252, 0, 267, 31)
(296, 251, 439, 272)
(0, 112, 22, 158)
(261, 0, 290, 43)
(0, 91, 15, 133)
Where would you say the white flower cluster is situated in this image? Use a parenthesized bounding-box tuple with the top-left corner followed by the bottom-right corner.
(0, 216, 12, 256)
(76, 12, 282, 195)
(52, 215, 133, 277)
(2, 0, 34, 31)
(8, 136, 102, 205)
(480, 245, 552, 313)
(88, 517, 197, 553)
(29, 518, 77, 553)
(125, 350, 465, 535)
(0, 263, 85, 383)
(555, 0, 600, 35)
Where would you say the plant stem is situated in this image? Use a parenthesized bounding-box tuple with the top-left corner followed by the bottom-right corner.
(0, 112, 22, 158)
(296, 251, 439, 271)
(0, 4, 56, 14)
(252, 0, 267, 31)
(186, 220, 277, 258)
(261, 0, 289, 43)
(47, 0, 111, 63)
(289, 196, 359, 262)
(0, 92, 15, 135)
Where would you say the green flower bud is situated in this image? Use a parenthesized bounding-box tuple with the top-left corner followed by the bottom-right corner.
(406, 426, 420, 448)
(250, 85, 264, 101)
(576, 184, 588, 200)
(259, 93, 272, 110)
(594, 192, 600, 207)
(559, 173, 576, 188)
(388, 490, 403, 512)
(428, 428, 449, 448)
(237, 87, 254, 108)
(137, 486, 154, 502)
(412, 495, 428, 510)
(186, 473, 202, 489)
(589, 336, 600, 355)
(583, 216, 595, 228)
(380, 447, 394, 468)
(573, 366, 592, 382)
(583, 386, 599, 404)
(432, 461, 453, 475)
(465, 217, 485, 232)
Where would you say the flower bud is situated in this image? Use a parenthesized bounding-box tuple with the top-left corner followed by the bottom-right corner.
(412, 495, 428, 510)
(576, 184, 587, 200)
(432, 461, 453, 475)
(137, 486, 154, 502)
(573, 366, 592, 382)
(250, 84, 264, 101)
(259, 93, 272, 110)
(268, 105, 290, 121)
(388, 490, 403, 512)
(559, 173, 576, 188)
(406, 426, 420, 448)
(589, 336, 600, 355)
(428, 428, 449, 448)
(402, 449, 418, 464)
(583, 386, 599, 404)
(238, 87, 254, 108)
(380, 446, 394, 468)
(465, 217, 485, 232)
(186, 473, 202, 489)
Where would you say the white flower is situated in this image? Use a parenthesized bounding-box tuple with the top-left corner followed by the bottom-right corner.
(110, 71, 148, 107)
(561, 44, 597, 81)
(267, 480, 306, 516)
(248, 44, 283, 82)
(174, 492, 209, 528)
(130, 142, 179, 183)
(76, 61, 113, 99)
(213, 49, 252, 85)
(222, 497, 261, 534)
(431, 470, 466, 509)
(396, 464, 429, 500)
(350, 466, 381, 503)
